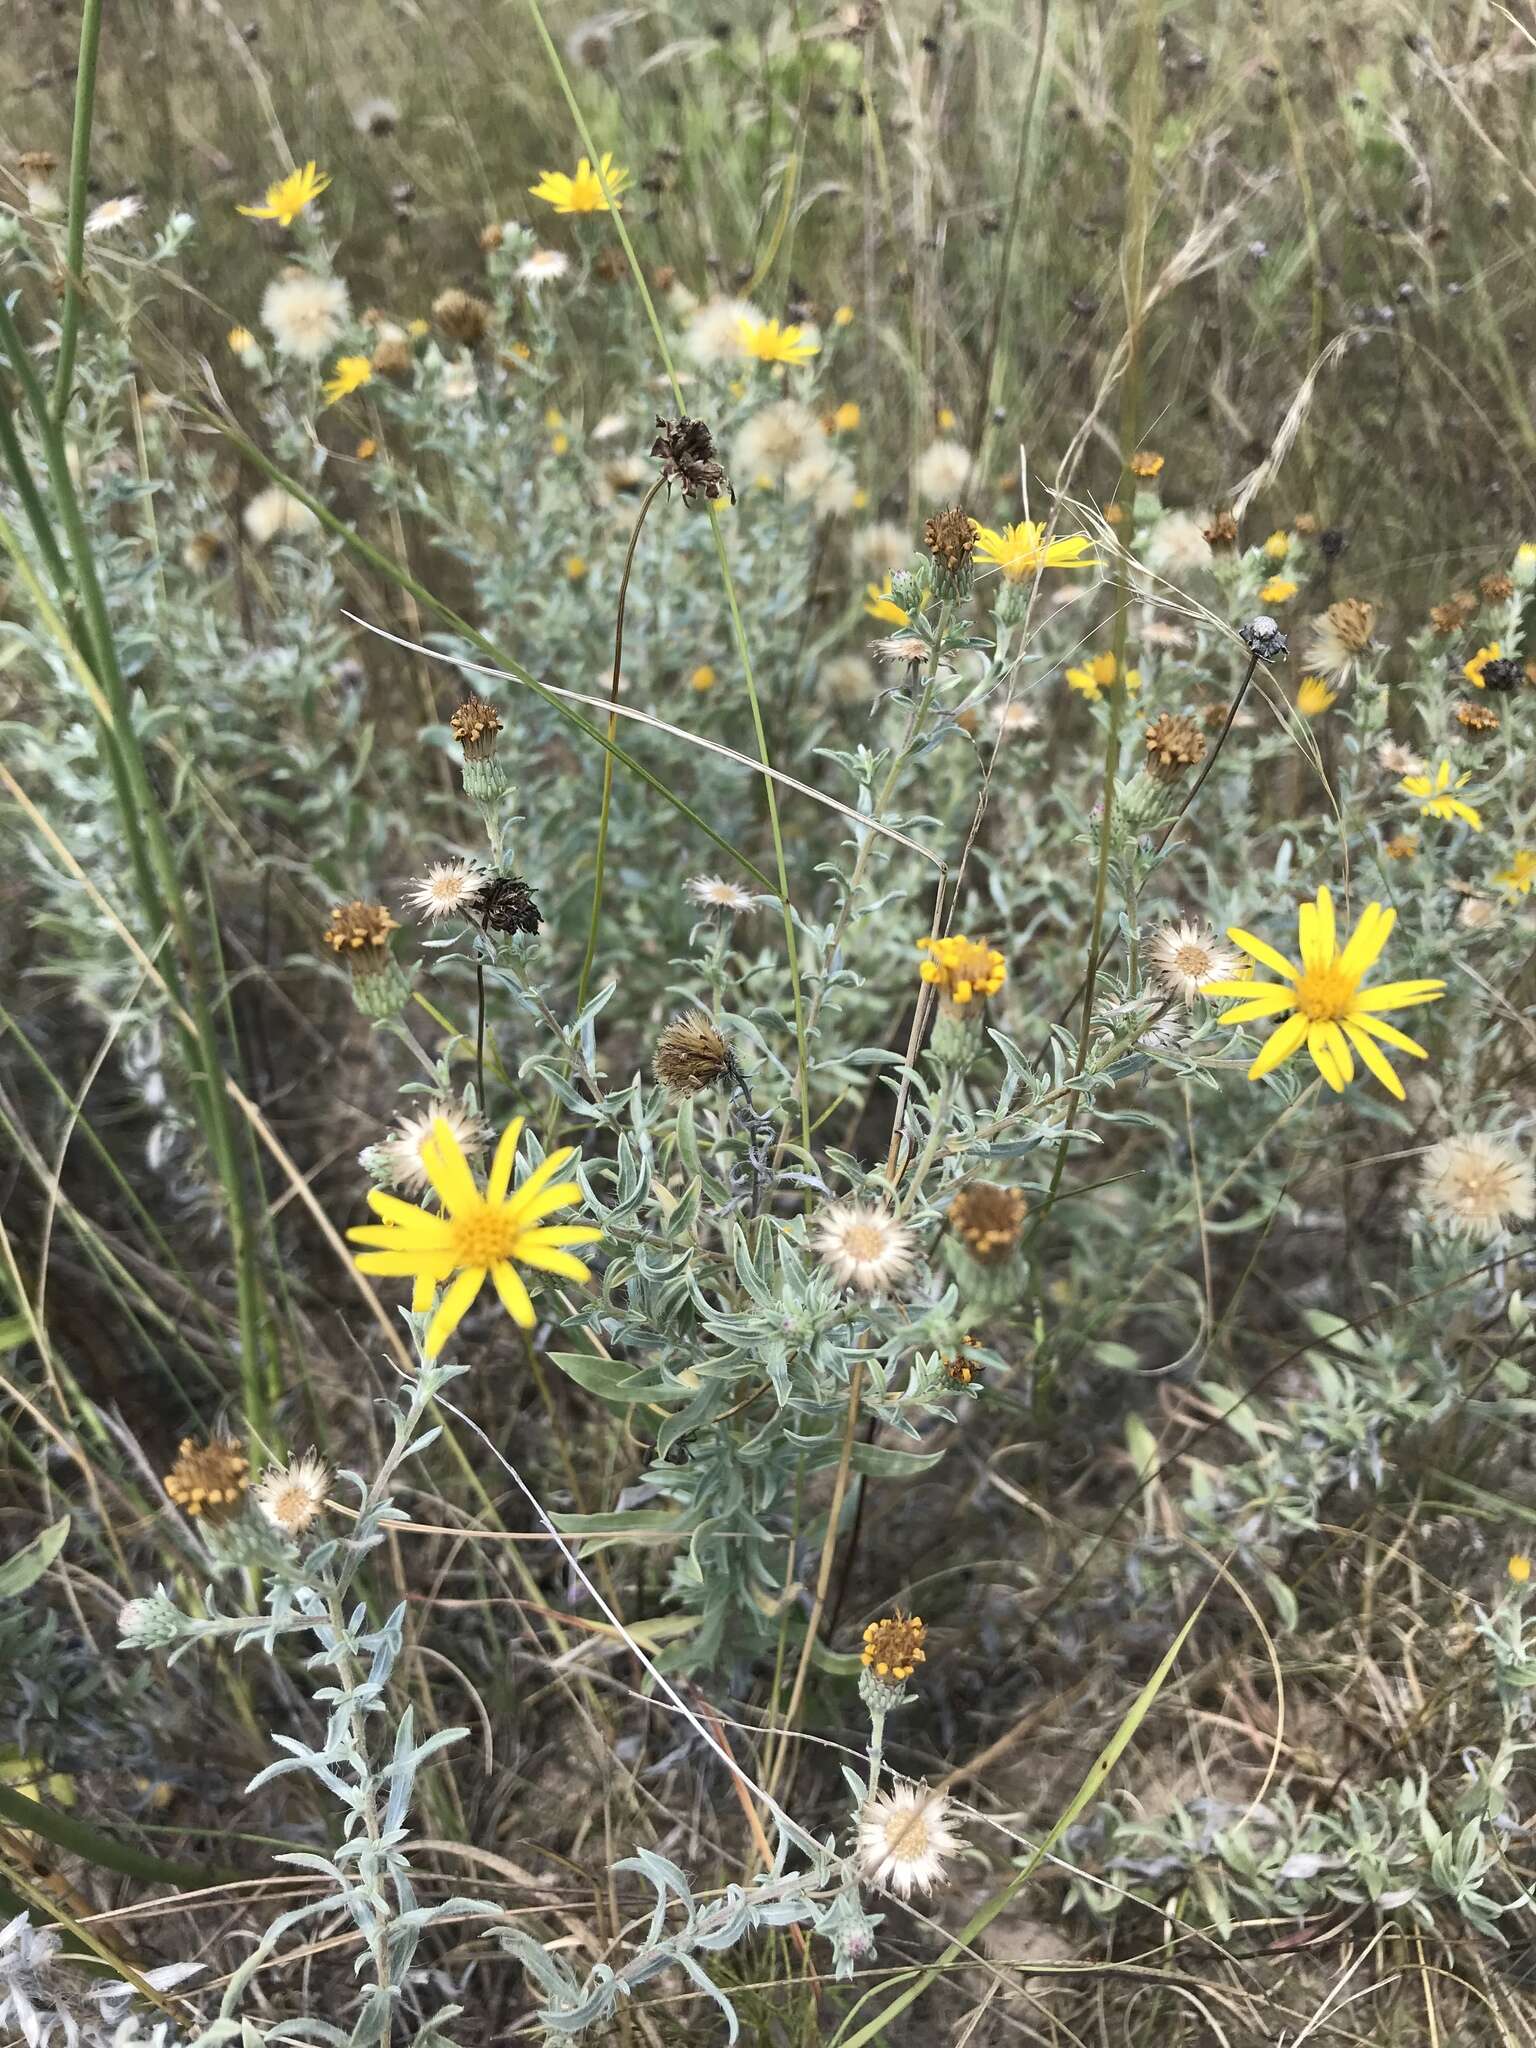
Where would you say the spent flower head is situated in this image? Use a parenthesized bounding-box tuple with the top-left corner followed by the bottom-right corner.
(814, 1203, 915, 1295)
(856, 1783, 966, 1900)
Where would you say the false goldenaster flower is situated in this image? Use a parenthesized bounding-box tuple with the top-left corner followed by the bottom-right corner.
(970, 518, 1100, 583)
(1066, 652, 1140, 702)
(529, 153, 630, 213)
(1401, 758, 1482, 832)
(238, 160, 331, 226)
(814, 1202, 915, 1295)
(1493, 849, 1536, 897)
(917, 933, 1006, 1007)
(517, 247, 570, 285)
(1419, 1133, 1534, 1242)
(1147, 919, 1241, 1005)
(856, 1782, 966, 1900)
(404, 857, 490, 923)
(738, 316, 819, 365)
(347, 1116, 601, 1357)
(321, 354, 373, 406)
(1202, 886, 1445, 1099)
(1295, 676, 1336, 716)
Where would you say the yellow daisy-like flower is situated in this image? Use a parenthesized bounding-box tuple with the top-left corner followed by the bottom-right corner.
(1463, 643, 1500, 688)
(227, 325, 255, 353)
(1263, 530, 1291, 561)
(917, 933, 1006, 1006)
(970, 519, 1100, 584)
(690, 664, 718, 692)
(1401, 758, 1482, 832)
(1202, 886, 1445, 1099)
(1259, 576, 1298, 604)
(1066, 651, 1140, 702)
(833, 304, 855, 327)
(830, 401, 861, 433)
(528, 153, 630, 214)
(1295, 676, 1336, 717)
(1511, 1554, 1533, 1585)
(321, 355, 373, 407)
(1493, 848, 1536, 897)
(1129, 449, 1164, 478)
(237, 160, 330, 227)
(738, 317, 819, 365)
(865, 575, 911, 626)
(346, 1116, 601, 1358)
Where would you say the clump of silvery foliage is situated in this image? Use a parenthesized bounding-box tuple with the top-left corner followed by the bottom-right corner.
(0, 1913, 199, 2048)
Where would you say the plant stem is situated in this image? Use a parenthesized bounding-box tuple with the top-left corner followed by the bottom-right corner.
(50, 0, 105, 421)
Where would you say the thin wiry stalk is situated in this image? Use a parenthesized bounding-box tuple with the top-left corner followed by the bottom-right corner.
(49, 0, 105, 421)
(578, 475, 666, 1012)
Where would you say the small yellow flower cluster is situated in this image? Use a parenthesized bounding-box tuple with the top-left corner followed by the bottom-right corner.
(1066, 652, 1140, 701)
(917, 934, 1006, 1006)
(861, 1612, 927, 1682)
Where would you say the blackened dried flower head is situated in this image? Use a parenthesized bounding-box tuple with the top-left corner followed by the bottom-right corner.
(164, 1436, 249, 1520)
(432, 287, 492, 347)
(922, 503, 976, 598)
(948, 1183, 1028, 1263)
(653, 1011, 734, 1097)
(1479, 657, 1524, 694)
(1143, 711, 1207, 781)
(650, 414, 734, 504)
(478, 875, 542, 935)
(1319, 526, 1347, 562)
(1202, 508, 1238, 551)
(450, 694, 502, 760)
(1239, 614, 1288, 664)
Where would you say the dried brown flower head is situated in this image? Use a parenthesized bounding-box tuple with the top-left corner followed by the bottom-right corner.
(479, 221, 505, 252)
(164, 1436, 249, 1520)
(594, 243, 627, 284)
(181, 531, 227, 575)
(19, 150, 60, 174)
(1105, 501, 1126, 526)
(1143, 711, 1207, 781)
(1199, 699, 1230, 730)
(1384, 833, 1418, 860)
(432, 287, 492, 347)
(943, 1336, 981, 1386)
(1129, 449, 1164, 478)
(1292, 512, 1319, 536)
(1480, 571, 1514, 605)
(861, 1612, 927, 1682)
(1429, 599, 1466, 636)
(1202, 509, 1238, 551)
(922, 504, 975, 575)
(1456, 699, 1499, 735)
(449, 694, 502, 760)
(323, 900, 398, 957)
(948, 1182, 1027, 1263)
(372, 335, 413, 378)
(654, 1011, 734, 1097)
(650, 414, 733, 504)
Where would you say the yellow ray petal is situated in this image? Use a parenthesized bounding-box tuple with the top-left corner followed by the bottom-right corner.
(411, 1273, 438, 1313)
(514, 1246, 593, 1284)
(1202, 979, 1293, 1001)
(366, 1188, 438, 1227)
(1246, 1009, 1309, 1081)
(425, 1267, 487, 1358)
(485, 1116, 526, 1204)
(344, 1220, 450, 1253)
(1352, 979, 1445, 1013)
(492, 1258, 536, 1328)
(1349, 1013, 1430, 1060)
(1205, 988, 1298, 1022)
(421, 1118, 480, 1215)
(1338, 901, 1395, 980)
(1343, 1020, 1404, 1099)
(1307, 1020, 1353, 1092)
(508, 1146, 579, 1213)
(354, 1250, 456, 1279)
(1227, 929, 1299, 982)
(518, 1225, 604, 1251)
(508, 1181, 585, 1227)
